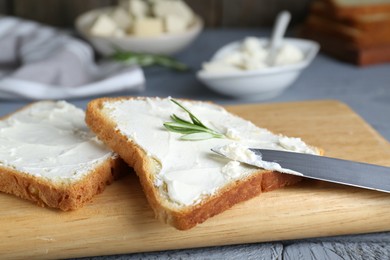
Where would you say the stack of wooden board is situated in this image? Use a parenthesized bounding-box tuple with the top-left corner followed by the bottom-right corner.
(301, 0, 390, 66)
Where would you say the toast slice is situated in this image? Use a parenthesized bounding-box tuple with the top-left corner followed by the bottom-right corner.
(311, 0, 390, 31)
(304, 14, 390, 48)
(324, 0, 390, 17)
(86, 97, 321, 230)
(0, 101, 128, 211)
(302, 0, 390, 65)
(300, 26, 390, 65)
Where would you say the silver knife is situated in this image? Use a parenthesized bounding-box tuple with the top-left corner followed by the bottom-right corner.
(212, 148, 390, 193)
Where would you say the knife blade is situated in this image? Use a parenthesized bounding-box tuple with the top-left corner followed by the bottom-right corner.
(211, 147, 390, 193)
(250, 149, 390, 193)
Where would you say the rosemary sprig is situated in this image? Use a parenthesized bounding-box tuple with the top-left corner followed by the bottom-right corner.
(163, 99, 225, 141)
(111, 50, 189, 71)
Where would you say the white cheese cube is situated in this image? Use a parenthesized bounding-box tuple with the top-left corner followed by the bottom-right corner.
(111, 7, 132, 30)
(130, 0, 149, 17)
(153, 0, 194, 26)
(164, 14, 187, 33)
(132, 17, 164, 37)
(89, 14, 118, 37)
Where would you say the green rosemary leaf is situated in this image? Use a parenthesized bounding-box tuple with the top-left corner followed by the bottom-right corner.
(111, 50, 189, 71)
(169, 99, 207, 128)
(164, 122, 210, 132)
(171, 114, 192, 125)
(163, 99, 225, 141)
(154, 55, 189, 71)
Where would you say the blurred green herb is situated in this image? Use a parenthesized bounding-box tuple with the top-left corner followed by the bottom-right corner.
(111, 50, 190, 72)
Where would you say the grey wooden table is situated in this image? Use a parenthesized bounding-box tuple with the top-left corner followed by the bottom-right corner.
(1, 29, 390, 259)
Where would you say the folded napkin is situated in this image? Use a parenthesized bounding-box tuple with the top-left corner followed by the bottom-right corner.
(0, 17, 145, 100)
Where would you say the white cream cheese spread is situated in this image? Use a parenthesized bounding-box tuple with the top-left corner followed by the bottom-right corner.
(0, 101, 114, 184)
(104, 97, 318, 207)
(202, 37, 304, 73)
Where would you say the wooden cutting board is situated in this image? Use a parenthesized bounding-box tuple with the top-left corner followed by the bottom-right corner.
(1, 100, 390, 259)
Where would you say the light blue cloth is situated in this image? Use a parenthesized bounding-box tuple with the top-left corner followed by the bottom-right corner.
(0, 17, 145, 100)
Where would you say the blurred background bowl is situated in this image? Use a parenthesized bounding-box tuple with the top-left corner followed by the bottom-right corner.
(75, 6, 203, 56)
(196, 38, 319, 99)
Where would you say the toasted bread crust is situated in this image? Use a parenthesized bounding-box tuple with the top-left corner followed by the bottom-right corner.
(0, 157, 127, 211)
(170, 171, 301, 230)
(0, 101, 129, 211)
(302, 1, 390, 66)
(325, 0, 390, 17)
(311, 1, 390, 31)
(86, 97, 305, 230)
(304, 15, 390, 48)
(300, 26, 390, 66)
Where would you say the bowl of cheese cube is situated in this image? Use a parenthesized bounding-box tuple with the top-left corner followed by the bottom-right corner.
(75, 0, 203, 56)
(197, 37, 319, 99)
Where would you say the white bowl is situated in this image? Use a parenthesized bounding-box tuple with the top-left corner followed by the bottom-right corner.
(75, 7, 203, 56)
(196, 38, 319, 99)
